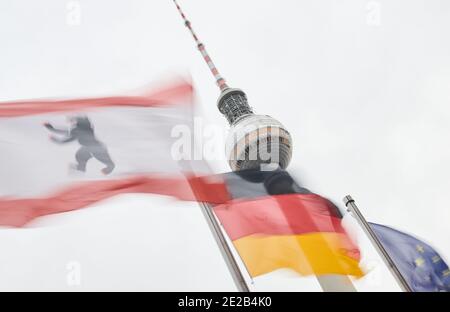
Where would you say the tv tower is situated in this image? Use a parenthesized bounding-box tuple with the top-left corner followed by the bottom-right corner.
(173, 0, 293, 171)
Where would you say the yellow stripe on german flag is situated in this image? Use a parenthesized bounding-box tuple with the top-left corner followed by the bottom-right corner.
(234, 233, 364, 277)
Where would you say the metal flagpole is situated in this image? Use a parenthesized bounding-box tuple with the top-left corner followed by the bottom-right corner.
(180, 146, 250, 290)
(198, 202, 250, 292)
(181, 160, 250, 291)
(343, 195, 412, 292)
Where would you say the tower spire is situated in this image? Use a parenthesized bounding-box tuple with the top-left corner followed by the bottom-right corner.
(173, 0, 229, 91)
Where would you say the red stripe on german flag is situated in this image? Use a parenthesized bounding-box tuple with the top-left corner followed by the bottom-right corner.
(214, 194, 345, 240)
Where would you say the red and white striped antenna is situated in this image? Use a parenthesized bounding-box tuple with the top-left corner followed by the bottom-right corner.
(172, 0, 229, 91)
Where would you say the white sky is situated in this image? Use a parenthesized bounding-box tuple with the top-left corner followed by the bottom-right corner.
(0, 0, 449, 291)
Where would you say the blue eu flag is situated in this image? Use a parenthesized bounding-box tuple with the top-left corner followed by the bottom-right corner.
(370, 223, 450, 292)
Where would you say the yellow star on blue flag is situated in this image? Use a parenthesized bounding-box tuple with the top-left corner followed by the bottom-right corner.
(370, 223, 450, 292)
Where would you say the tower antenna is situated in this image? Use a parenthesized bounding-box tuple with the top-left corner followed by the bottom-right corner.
(173, 0, 229, 91)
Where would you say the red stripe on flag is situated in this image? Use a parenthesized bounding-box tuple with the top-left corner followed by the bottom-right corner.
(213, 194, 348, 241)
(0, 174, 229, 227)
(0, 82, 193, 117)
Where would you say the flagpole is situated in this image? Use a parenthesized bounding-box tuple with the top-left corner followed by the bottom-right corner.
(198, 202, 251, 292)
(180, 166, 250, 291)
(343, 195, 412, 292)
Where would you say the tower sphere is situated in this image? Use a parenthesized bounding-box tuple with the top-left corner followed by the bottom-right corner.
(218, 88, 293, 171)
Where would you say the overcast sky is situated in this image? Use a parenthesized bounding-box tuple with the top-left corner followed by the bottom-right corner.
(0, 0, 449, 291)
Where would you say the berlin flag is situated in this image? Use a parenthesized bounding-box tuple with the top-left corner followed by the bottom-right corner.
(0, 79, 227, 227)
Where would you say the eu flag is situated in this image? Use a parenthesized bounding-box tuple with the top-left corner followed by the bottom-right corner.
(370, 223, 450, 292)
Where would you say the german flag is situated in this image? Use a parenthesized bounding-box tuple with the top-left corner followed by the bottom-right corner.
(213, 170, 364, 278)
